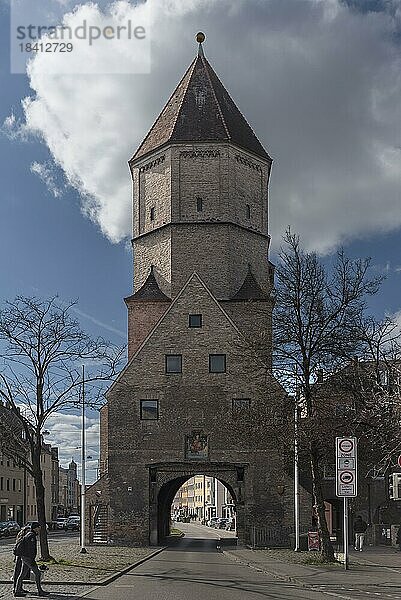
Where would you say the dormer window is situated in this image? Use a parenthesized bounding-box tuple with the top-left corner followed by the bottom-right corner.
(196, 197, 203, 212)
(150, 207, 155, 221)
(246, 204, 251, 219)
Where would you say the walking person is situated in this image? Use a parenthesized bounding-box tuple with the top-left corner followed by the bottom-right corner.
(353, 515, 368, 552)
(14, 522, 49, 597)
(12, 526, 30, 595)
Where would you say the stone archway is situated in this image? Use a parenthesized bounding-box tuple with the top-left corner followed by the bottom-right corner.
(148, 462, 245, 545)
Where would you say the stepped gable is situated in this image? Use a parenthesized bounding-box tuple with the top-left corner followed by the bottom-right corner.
(230, 264, 270, 301)
(124, 266, 170, 303)
(131, 38, 271, 162)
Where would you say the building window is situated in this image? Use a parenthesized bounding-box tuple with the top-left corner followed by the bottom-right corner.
(6, 479, 10, 491)
(0, 477, 3, 491)
(232, 398, 251, 410)
(189, 314, 202, 328)
(165, 354, 182, 373)
(209, 354, 226, 373)
(140, 400, 159, 420)
(246, 204, 251, 219)
(150, 206, 155, 221)
(196, 197, 203, 212)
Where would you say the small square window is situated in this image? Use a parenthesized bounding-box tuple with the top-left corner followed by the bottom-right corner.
(166, 354, 182, 373)
(189, 314, 202, 328)
(232, 398, 251, 410)
(196, 197, 203, 212)
(209, 354, 226, 373)
(150, 207, 155, 221)
(140, 400, 158, 420)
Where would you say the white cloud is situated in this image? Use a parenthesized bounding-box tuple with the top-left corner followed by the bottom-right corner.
(8, 0, 401, 252)
(30, 161, 63, 198)
(45, 412, 100, 484)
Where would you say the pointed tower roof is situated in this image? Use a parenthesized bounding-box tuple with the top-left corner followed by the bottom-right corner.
(131, 33, 271, 163)
(124, 266, 171, 303)
(230, 265, 270, 301)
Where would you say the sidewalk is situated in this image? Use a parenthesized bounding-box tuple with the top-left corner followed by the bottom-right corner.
(223, 545, 401, 599)
(0, 543, 163, 600)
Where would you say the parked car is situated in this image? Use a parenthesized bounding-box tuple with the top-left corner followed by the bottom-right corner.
(50, 517, 67, 530)
(217, 518, 230, 529)
(0, 521, 20, 537)
(208, 517, 219, 528)
(24, 521, 49, 531)
(64, 516, 80, 531)
(225, 518, 235, 531)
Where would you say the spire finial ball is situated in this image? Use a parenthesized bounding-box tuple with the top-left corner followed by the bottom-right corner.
(196, 32, 205, 44)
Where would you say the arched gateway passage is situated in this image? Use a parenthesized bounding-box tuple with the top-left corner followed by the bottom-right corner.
(148, 462, 244, 545)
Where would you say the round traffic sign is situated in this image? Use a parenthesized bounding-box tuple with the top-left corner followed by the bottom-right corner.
(339, 439, 354, 453)
(340, 471, 354, 484)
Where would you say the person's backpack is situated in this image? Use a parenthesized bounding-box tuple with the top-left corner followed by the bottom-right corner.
(13, 535, 27, 557)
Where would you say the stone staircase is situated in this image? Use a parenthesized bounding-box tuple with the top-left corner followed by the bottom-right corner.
(92, 503, 109, 544)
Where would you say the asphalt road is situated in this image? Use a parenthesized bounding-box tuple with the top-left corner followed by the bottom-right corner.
(83, 522, 330, 600)
(0, 531, 78, 554)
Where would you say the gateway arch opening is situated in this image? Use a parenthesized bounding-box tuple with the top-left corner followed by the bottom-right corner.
(157, 474, 237, 542)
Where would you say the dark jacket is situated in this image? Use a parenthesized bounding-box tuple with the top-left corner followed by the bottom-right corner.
(20, 530, 38, 560)
(396, 527, 401, 544)
(353, 519, 367, 534)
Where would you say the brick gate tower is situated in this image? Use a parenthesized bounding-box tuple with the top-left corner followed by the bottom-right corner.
(89, 34, 296, 546)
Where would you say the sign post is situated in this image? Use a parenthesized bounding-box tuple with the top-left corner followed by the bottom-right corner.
(336, 437, 357, 570)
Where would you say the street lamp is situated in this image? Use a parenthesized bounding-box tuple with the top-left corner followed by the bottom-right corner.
(294, 378, 301, 552)
(80, 365, 87, 554)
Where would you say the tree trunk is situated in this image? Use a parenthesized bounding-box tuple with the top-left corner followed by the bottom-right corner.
(310, 443, 335, 562)
(32, 447, 51, 561)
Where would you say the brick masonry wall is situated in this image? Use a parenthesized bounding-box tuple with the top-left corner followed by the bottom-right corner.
(126, 299, 170, 359)
(133, 229, 172, 295)
(131, 150, 172, 238)
(106, 275, 294, 545)
(99, 404, 108, 477)
(130, 142, 271, 300)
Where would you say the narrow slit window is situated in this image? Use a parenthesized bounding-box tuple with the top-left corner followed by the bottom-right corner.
(246, 204, 251, 219)
(196, 197, 203, 212)
(150, 207, 155, 221)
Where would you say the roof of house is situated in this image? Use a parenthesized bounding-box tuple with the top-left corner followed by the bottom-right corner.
(124, 266, 171, 303)
(230, 265, 270, 301)
(131, 39, 271, 162)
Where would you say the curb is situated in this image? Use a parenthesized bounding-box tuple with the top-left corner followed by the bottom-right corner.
(0, 547, 166, 588)
(222, 550, 356, 600)
(76, 546, 167, 599)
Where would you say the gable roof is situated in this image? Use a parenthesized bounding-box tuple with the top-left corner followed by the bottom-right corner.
(131, 46, 271, 163)
(107, 272, 241, 396)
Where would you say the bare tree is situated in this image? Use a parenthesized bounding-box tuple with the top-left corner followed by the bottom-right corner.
(273, 230, 384, 561)
(0, 296, 124, 560)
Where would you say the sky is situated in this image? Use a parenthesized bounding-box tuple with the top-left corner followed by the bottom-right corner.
(0, 0, 401, 482)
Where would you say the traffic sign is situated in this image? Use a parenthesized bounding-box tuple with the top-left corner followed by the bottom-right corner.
(336, 437, 357, 497)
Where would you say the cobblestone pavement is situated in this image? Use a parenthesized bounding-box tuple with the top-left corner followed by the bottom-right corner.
(0, 582, 90, 599)
(0, 540, 161, 599)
